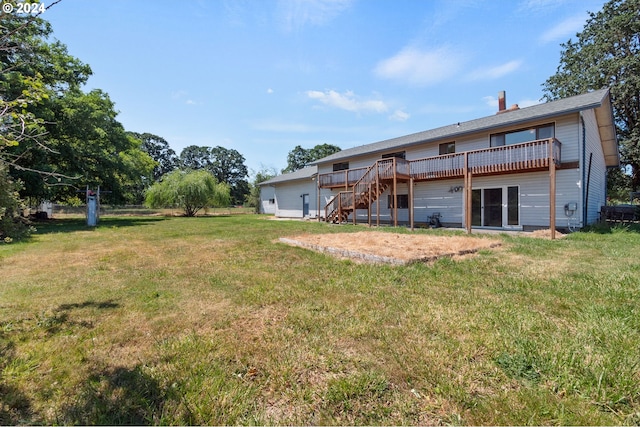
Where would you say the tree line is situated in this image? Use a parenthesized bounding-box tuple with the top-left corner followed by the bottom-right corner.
(0, 7, 255, 237)
(0, 5, 340, 235)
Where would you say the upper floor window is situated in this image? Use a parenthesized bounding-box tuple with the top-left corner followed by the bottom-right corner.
(490, 123, 555, 147)
(381, 151, 406, 160)
(333, 162, 349, 171)
(439, 142, 456, 155)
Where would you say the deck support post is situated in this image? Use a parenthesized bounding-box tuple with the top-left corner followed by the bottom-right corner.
(353, 183, 356, 225)
(368, 182, 372, 226)
(464, 153, 472, 234)
(317, 177, 321, 221)
(550, 146, 556, 240)
(376, 162, 380, 227)
(393, 158, 398, 227)
(409, 177, 414, 231)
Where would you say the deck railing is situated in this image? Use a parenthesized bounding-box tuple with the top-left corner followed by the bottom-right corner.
(324, 191, 354, 221)
(467, 138, 560, 174)
(410, 152, 465, 180)
(318, 166, 369, 188)
(319, 138, 561, 189)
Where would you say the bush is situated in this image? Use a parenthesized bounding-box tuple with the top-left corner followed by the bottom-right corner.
(0, 165, 33, 242)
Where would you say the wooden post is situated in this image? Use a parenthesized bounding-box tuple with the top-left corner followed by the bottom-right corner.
(464, 153, 472, 234)
(550, 145, 556, 240)
(345, 170, 348, 191)
(376, 162, 380, 227)
(393, 158, 398, 227)
(368, 182, 372, 226)
(409, 177, 414, 230)
(317, 177, 321, 221)
(353, 185, 357, 225)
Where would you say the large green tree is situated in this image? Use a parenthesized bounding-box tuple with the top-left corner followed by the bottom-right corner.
(282, 143, 341, 173)
(208, 146, 248, 205)
(178, 145, 249, 205)
(145, 169, 230, 217)
(542, 0, 640, 190)
(2, 9, 154, 206)
(129, 132, 178, 181)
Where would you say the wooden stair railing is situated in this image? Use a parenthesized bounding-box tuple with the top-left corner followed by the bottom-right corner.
(324, 159, 394, 223)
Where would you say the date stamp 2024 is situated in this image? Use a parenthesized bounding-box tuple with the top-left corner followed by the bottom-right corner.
(2, 2, 46, 14)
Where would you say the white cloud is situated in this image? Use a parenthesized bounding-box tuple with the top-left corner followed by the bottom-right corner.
(267, 88, 274, 94)
(172, 90, 200, 105)
(466, 60, 523, 81)
(306, 90, 389, 113)
(374, 46, 464, 86)
(518, 0, 564, 13)
(171, 90, 188, 100)
(389, 110, 410, 122)
(483, 95, 499, 109)
(539, 13, 588, 44)
(518, 98, 542, 108)
(278, 0, 354, 32)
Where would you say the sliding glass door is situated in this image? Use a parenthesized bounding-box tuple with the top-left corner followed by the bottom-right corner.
(471, 186, 519, 228)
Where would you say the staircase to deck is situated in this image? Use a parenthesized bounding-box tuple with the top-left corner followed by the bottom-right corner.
(324, 159, 398, 223)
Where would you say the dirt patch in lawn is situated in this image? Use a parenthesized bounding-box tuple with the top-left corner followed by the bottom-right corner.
(280, 231, 503, 265)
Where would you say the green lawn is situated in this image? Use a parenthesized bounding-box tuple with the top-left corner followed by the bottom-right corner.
(1, 215, 639, 425)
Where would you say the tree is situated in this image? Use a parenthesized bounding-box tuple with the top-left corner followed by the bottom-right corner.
(13, 88, 155, 204)
(2, 8, 154, 206)
(282, 143, 341, 173)
(144, 169, 230, 217)
(542, 0, 640, 190)
(0, 6, 88, 239)
(129, 132, 178, 181)
(179, 145, 211, 170)
(209, 146, 249, 205)
(178, 145, 249, 205)
(0, 164, 31, 242)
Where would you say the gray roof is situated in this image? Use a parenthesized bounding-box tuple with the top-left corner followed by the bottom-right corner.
(258, 165, 317, 186)
(311, 88, 616, 165)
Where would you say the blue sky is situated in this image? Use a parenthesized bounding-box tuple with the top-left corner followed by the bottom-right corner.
(44, 0, 607, 176)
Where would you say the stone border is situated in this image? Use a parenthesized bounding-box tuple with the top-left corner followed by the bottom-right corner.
(279, 237, 501, 266)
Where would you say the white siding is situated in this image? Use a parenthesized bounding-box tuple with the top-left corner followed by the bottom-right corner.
(259, 186, 276, 214)
(581, 109, 608, 224)
(274, 179, 318, 218)
(471, 169, 582, 229)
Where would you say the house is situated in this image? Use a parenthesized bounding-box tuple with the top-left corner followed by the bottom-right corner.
(258, 166, 318, 218)
(261, 89, 618, 235)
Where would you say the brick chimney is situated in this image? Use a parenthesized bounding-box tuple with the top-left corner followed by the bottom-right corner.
(498, 90, 506, 112)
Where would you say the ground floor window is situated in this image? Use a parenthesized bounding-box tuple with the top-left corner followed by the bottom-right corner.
(388, 194, 409, 209)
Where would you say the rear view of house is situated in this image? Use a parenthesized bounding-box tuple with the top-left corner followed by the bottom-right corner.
(261, 89, 618, 234)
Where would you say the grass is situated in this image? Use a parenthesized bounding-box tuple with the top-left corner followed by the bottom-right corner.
(1, 215, 639, 425)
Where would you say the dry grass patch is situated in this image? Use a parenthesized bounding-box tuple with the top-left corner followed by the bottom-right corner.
(280, 231, 502, 264)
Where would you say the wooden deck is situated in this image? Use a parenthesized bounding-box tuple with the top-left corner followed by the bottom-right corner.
(319, 138, 561, 188)
(320, 138, 563, 239)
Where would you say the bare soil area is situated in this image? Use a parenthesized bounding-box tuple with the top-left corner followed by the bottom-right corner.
(280, 231, 503, 265)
